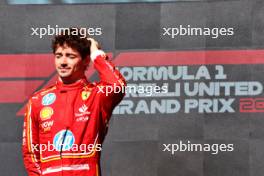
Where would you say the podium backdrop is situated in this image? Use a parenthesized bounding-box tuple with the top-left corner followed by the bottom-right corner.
(1, 0, 264, 175)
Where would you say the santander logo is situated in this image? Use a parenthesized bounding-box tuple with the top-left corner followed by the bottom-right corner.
(75, 104, 90, 117)
(79, 104, 88, 113)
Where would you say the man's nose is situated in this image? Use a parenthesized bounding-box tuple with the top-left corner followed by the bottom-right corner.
(60, 57, 68, 67)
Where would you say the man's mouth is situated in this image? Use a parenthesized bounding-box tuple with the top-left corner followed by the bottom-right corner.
(59, 68, 71, 72)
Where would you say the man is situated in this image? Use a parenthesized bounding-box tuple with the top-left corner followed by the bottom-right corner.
(22, 29, 126, 176)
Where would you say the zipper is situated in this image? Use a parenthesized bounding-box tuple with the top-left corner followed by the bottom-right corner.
(60, 90, 69, 176)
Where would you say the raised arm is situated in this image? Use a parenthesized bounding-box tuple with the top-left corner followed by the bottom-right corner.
(88, 38, 126, 87)
(88, 38, 126, 125)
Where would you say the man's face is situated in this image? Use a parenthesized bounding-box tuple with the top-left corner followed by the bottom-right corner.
(54, 44, 89, 83)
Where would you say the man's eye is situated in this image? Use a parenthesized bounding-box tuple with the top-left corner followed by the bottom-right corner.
(55, 55, 61, 59)
(69, 56, 76, 59)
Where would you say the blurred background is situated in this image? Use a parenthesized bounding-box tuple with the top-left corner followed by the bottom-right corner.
(1, 0, 264, 175)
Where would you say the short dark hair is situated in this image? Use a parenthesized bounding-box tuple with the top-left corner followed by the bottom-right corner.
(51, 28, 91, 60)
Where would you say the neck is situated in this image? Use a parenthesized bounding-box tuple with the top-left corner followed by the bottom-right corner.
(59, 75, 85, 84)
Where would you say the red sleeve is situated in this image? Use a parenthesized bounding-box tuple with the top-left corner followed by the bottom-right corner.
(93, 52, 126, 125)
(22, 98, 41, 176)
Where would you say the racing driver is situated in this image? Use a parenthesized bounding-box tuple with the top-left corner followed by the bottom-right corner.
(22, 28, 126, 176)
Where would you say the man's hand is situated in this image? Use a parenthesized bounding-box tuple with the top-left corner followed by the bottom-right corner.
(87, 38, 106, 62)
(87, 38, 101, 54)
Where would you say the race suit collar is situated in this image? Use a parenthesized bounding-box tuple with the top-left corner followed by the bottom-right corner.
(56, 76, 89, 91)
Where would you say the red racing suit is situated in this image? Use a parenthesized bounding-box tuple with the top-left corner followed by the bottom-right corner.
(22, 51, 126, 176)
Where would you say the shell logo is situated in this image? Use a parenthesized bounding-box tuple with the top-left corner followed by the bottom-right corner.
(40, 107, 54, 121)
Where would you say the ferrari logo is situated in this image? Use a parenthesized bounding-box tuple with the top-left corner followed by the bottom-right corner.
(81, 91, 91, 100)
